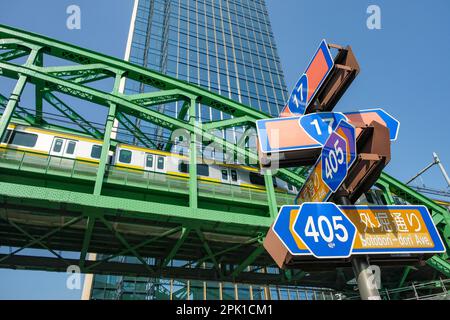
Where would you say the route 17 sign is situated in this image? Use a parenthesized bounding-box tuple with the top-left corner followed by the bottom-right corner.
(257, 109, 399, 156)
(296, 120, 356, 203)
(280, 40, 334, 117)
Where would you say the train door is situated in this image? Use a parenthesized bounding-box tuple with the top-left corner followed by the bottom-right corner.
(220, 168, 230, 184)
(144, 153, 155, 171)
(50, 137, 77, 158)
(220, 168, 239, 185)
(146, 153, 166, 174)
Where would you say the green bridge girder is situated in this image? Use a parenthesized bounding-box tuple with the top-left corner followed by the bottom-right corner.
(0, 24, 448, 290)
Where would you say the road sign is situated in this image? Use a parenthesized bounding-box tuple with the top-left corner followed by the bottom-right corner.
(296, 120, 356, 202)
(322, 131, 348, 192)
(292, 203, 357, 258)
(344, 108, 400, 141)
(298, 112, 347, 145)
(343, 205, 446, 255)
(272, 205, 310, 255)
(257, 112, 346, 154)
(271, 204, 445, 260)
(256, 109, 399, 155)
(280, 39, 334, 117)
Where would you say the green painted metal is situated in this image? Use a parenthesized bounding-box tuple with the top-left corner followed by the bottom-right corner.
(0, 24, 448, 289)
(161, 228, 191, 268)
(189, 97, 198, 209)
(0, 93, 36, 124)
(264, 170, 278, 219)
(115, 112, 157, 149)
(79, 215, 96, 269)
(99, 216, 155, 275)
(231, 245, 265, 278)
(195, 229, 223, 278)
(85, 226, 182, 273)
(43, 91, 103, 139)
(0, 48, 29, 62)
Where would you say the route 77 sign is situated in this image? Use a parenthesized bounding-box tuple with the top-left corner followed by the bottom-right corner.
(268, 203, 445, 260)
(296, 120, 356, 203)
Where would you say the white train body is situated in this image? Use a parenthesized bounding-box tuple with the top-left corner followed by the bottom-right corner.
(0, 123, 298, 194)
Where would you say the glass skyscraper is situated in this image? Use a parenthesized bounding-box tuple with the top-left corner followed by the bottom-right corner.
(83, 0, 334, 300)
(128, 0, 288, 116)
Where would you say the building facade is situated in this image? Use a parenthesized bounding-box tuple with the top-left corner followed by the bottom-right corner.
(84, 0, 332, 300)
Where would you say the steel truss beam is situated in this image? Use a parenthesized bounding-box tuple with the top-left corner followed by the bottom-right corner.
(0, 24, 448, 290)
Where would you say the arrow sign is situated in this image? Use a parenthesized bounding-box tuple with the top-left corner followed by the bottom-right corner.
(280, 39, 334, 117)
(257, 112, 347, 154)
(344, 108, 400, 141)
(296, 120, 356, 203)
(256, 109, 399, 156)
(271, 206, 310, 255)
(271, 204, 445, 260)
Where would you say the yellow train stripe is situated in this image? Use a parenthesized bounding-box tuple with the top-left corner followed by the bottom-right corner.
(115, 163, 143, 170)
(167, 171, 188, 178)
(222, 163, 259, 173)
(75, 157, 100, 164)
(0, 144, 49, 156)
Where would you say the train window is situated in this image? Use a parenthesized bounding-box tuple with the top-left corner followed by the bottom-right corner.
(119, 149, 132, 164)
(222, 170, 228, 180)
(66, 141, 76, 155)
(53, 139, 63, 152)
(1, 129, 12, 143)
(157, 156, 165, 170)
(197, 164, 209, 176)
(231, 170, 238, 182)
(9, 131, 38, 148)
(179, 161, 188, 173)
(146, 154, 154, 168)
(287, 184, 294, 192)
(178, 162, 209, 176)
(249, 172, 265, 186)
(90, 145, 102, 159)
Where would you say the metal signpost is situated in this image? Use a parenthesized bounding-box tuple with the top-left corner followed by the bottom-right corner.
(260, 39, 447, 300)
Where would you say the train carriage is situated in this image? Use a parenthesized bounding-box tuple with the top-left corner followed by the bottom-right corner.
(0, 123, 298, 195)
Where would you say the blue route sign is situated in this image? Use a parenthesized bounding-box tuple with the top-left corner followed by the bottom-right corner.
(321, 120, 357, 192)
(272, 206, 309, 255)
(299, 112, 347, 145)
(322, 132, 347, 192)
(280, 39, 335, 117)
(296, 120, 357, 203)
(292, 203, 357, 259)
(270, 204, 445, 260)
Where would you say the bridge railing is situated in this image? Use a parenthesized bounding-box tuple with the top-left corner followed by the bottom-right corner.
(0, 147, 295, 207)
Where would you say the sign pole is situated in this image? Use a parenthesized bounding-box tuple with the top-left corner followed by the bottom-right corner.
(335, 195, 381, 300)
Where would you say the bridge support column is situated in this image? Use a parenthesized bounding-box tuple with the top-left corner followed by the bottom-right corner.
(35, 51, 44, 124)
(94, 102, 117, 196)
(189, 97, 198, 209)
(0, 47, 40, 139)
(264, 169, 278, 219)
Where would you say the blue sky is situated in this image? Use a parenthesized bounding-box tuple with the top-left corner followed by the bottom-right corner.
(0, 0, 449, 299)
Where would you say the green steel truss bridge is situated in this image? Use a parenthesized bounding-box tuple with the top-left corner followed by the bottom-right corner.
(0, 24, 448, 293)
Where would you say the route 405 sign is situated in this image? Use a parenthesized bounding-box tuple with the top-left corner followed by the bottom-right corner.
(296, 120, 356, 203)
(271, 204, 445, 259)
